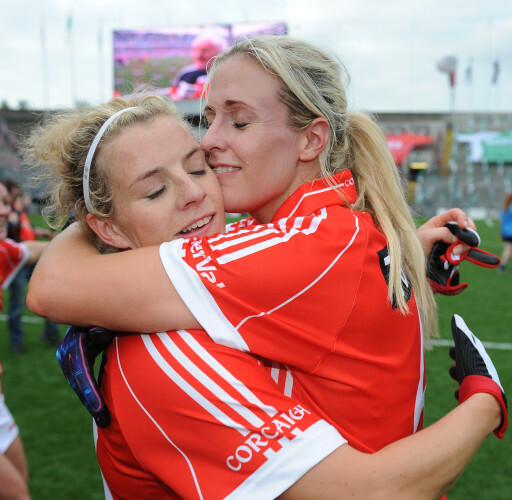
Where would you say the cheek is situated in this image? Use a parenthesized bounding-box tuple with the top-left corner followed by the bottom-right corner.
(140, 219, 171, 245)
(146, 210, 188, 245)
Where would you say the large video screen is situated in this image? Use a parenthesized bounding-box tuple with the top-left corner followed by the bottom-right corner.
(113, 22, 287, 101)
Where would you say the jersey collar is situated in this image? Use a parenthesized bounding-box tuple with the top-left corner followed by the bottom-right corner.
(272, 170, 357, 221)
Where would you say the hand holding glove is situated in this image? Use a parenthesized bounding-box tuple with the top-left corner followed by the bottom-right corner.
(427, 221, 500, 295)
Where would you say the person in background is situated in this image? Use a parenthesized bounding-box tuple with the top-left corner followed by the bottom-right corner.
(4, 180, 58, 353)
(0, 178, 47, 500)
(0, 360, 30, 500)
(498, 192, 512, 274)
(170, 32, 227, 101)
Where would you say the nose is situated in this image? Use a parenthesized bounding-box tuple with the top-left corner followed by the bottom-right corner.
(200, 120, 224, 155)
(176, 173, 207, 211)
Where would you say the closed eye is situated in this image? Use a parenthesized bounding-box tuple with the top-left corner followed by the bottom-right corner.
(147, 186, 166, 200)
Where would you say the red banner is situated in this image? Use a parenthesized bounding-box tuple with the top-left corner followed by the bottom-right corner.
(385, 133, 434, 166)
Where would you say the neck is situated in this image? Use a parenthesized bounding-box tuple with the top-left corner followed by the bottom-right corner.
(250, 162, 321, 223)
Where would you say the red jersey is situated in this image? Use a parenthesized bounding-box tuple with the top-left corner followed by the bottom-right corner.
(0, 238, 28, 311)
(19, 211, 36, 241)
(160, 171, 425, 453)
(96, 330, 346, 499)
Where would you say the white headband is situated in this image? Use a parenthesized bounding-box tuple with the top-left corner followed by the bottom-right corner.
(83, 107, 137, 212)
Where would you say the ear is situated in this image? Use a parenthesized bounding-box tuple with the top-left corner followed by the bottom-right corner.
(86, 213, 131, 250)
(298, 117, 330, 162)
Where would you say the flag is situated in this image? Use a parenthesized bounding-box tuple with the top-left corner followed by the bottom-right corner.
(449, 70, 456, 88)
(98, 21, 103, 49)
(465, 60, 472, 86)
(491, 59, 500, 85)
(66, 14, 73, 42)
(40, 15, 46, 48)
(436, 55, 458, 88)
(41, 14, 49, 107)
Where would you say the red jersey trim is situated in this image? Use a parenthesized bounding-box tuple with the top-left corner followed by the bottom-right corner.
(144, 332, 277, 432)
(98, 333, 347, 499)
(0, 239, 29, 290)
(160, 210, 361, 348)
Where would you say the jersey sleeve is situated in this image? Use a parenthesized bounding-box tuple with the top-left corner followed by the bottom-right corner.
(159, 208, 371, 370)
(97, 330, 346, 500)
(0, 239, 29, 290)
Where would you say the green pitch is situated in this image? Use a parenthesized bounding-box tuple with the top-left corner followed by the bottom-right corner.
(425, 218, 512, 499)
(0, 218, 510, 499)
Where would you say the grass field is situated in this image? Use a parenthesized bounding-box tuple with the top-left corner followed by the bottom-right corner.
(424, 219, 512, 499)
(0, 219, 511, 499)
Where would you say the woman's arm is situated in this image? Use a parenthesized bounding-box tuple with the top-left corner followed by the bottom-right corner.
(23, 240, 49, 266)
(27, 208, 481, 332)
(27, 224, 198, 332)
(280, 393, 500, 499)
(282, 312, 507, 498)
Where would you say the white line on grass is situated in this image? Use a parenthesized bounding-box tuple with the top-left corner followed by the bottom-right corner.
(0, 313, 46, 324)
(2, 315, 512, 350)
(431, 339, 512, 351)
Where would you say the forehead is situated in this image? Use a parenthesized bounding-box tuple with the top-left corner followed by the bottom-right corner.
(106, 116, 192, 154)
(97, 116, 197, 175)
(207, 55, 282, 111)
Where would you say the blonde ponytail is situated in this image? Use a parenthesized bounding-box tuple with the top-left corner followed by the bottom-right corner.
(339, 111, 438, 341)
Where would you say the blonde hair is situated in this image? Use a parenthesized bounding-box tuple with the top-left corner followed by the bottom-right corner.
(208, 35, 437, 340)
(23, 93, 186, 245)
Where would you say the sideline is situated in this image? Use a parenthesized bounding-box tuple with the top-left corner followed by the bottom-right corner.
(3, 314, 512, 351)
(0, 313, 46, 324)
(431, 338, 512, 351)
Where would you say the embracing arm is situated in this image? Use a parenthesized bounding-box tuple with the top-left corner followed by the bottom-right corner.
(280, 393, 500, 500)
(26, 224, 198, 332)
(282, 313, 507, 499)
(26, 208, 477, 331)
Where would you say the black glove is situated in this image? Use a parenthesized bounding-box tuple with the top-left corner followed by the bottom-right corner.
(449, 314, 508, 439)
(57, 325, 113, 428)
(427, 221, 501, 295)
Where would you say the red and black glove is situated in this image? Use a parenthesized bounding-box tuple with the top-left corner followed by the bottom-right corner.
(57, 325, 113, 428)
(427, 221, 501, 295)
(449, 314, 508, 438)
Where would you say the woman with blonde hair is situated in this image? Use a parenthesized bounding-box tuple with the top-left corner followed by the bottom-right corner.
(27, 37, 506, 498)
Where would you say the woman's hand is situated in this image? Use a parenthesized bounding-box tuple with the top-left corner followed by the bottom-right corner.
(417, 208, 475, 257)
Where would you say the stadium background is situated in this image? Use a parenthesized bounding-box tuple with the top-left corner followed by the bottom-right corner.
(2, 106, 512, 219)
(0, 103, 511, 499)
(1, 43, 512, 495)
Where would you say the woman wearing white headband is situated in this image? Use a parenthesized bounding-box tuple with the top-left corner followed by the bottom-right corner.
(27, 38, 505, 499)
